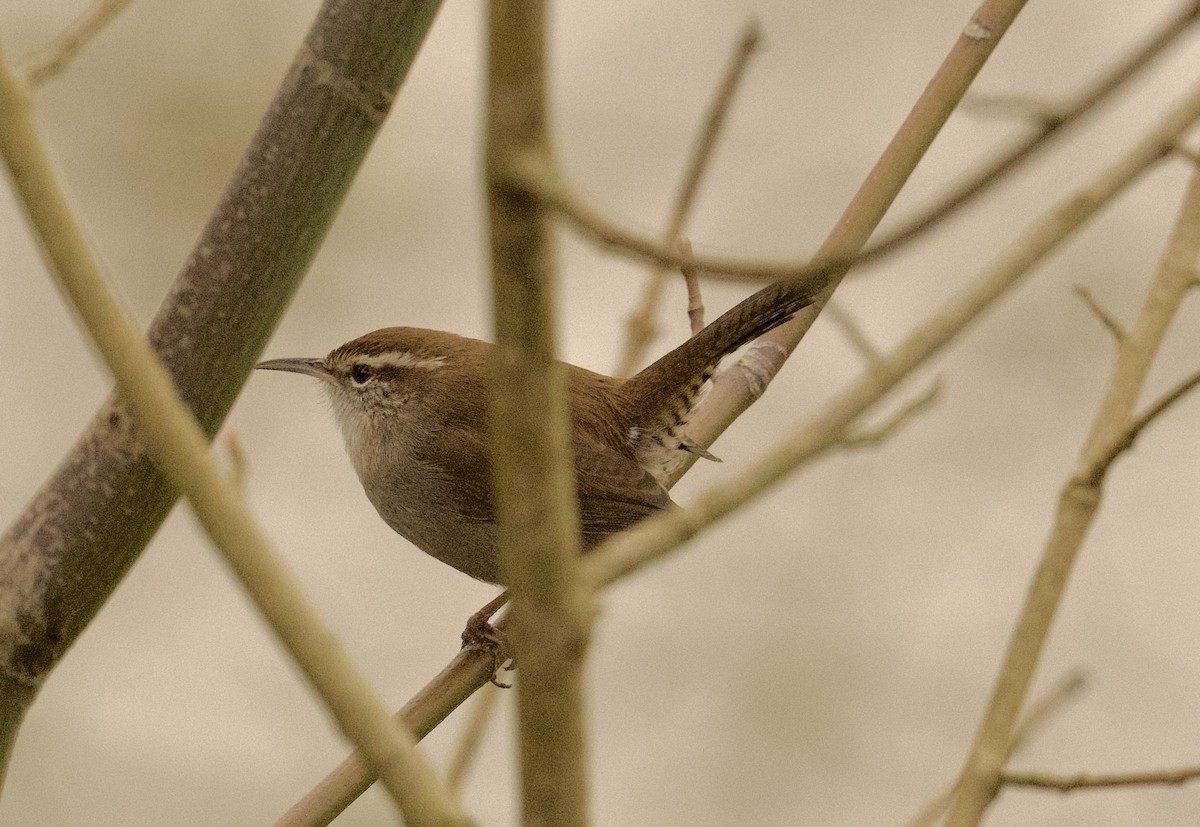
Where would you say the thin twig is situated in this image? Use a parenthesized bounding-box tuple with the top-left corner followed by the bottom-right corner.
(1073, 284, 1126, 341)
(446, 685, 503, 795)
(584, 77, 1200, 596)
(1084, 364, 1200, 484)
(1004, 764, 1200, 792)
(902, 669, 1089, 827)
(679, 238, 706, 335)
(23, 0, 134, 87)
(946, 151, 1200, 827)
(0, 45, 470, 827)
(521, 1, 1200, 287)
(616, 19, 762, 375)
(825, 299, 884, 363)
(839, 378, 943, 448)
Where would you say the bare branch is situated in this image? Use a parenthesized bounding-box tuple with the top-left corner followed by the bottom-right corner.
(526, 1, 1200, 287)
(839, 378, 943, 448)
(947, 151, 1200, 827)
(0, 41, 470, 825)
(487, 1, 591, 824)
(1084, 364, 1200, 484)
(678, 237, 706, 335)
(617, 19, 762, 375)
(1004, 764, 1200, 792)
(902, 669, 1089, 827)
(586, 77, 1200, 596)
(824, 299, 885, 363)
(1073, 284, 1126, 340)
(22, 0, 134, 87)
(0, 0, 445, 786)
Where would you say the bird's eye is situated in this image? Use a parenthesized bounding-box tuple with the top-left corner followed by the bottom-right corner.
(350, 363, 373, 385)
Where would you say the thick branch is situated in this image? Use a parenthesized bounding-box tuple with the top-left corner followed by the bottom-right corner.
(0, 42, 471, 823)
(0, 0, 443, 707)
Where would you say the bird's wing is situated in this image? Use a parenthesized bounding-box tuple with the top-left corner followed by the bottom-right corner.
(415, 423, 672, 541)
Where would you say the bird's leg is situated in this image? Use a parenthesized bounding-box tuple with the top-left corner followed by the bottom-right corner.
(462, 590, 512, 687)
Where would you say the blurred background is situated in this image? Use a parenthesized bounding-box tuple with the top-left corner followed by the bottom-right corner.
(2, 0, 1199, 824)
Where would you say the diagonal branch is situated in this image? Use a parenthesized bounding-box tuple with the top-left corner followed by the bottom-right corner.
(616, 19, 762, 375)
(519, 0, 1200, 294)
(0, 0, 444, 754)
(946, 142, 1200, 827)
(0, 45, 471, 824)
(22, 0, 134, 86)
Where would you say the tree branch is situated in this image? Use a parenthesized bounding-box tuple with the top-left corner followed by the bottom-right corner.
(22, 0, 134, 87)
(0, 42, 472, 824)
(1004, 764, 1200, 792)
(946, 141, 1200, 827)
(0, 0, 444, 753)
(616, 19, 762, 375)
(486, 1, 592, 825)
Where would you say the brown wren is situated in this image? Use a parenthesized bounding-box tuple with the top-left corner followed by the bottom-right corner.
(256, 277, 819, 584)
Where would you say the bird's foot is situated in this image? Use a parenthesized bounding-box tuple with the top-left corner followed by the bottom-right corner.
(462, 591, 513, 688)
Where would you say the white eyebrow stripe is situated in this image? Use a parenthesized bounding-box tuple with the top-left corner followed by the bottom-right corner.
(357, 352, 447, 371)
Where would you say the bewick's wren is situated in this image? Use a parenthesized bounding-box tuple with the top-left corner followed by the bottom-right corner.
(257, 277, 818, 584)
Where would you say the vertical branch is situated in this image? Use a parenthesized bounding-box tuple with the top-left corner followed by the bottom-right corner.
(486, 1, 592, 826)
(946, 165, 1200, 827)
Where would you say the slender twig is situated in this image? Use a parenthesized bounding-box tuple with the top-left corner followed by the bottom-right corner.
(1084, 364, 1200, 484)
(23, 0, 135, 87)
(0, 47, 469, 827)
(616, 19, 762, 375)
(446, 685, 503, 794)
(584, 80, 1200, 594)
(946, 153, 1200, 827)
(959, 92, 1063, 127)
(1073, 284, 1126, 340)
(520, 1, 1199, 287)
(839, 378, 943, 448)
(1004, 764, 1200, 792)
(679, 237, 706, 335)
(902, 669, 1088, 827)
(486, 1, 591, 825)
(825, 299, 885, 363)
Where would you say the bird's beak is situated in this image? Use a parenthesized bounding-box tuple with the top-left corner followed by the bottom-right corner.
(255, 357, 331, 381)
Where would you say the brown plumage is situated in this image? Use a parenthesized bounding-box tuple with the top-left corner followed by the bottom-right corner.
(257, 275, 820, 584)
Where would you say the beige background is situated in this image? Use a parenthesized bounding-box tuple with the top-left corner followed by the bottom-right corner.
(2, 1, 1200, 824)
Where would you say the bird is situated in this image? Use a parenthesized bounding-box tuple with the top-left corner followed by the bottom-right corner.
(256, 275, 819, 586)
